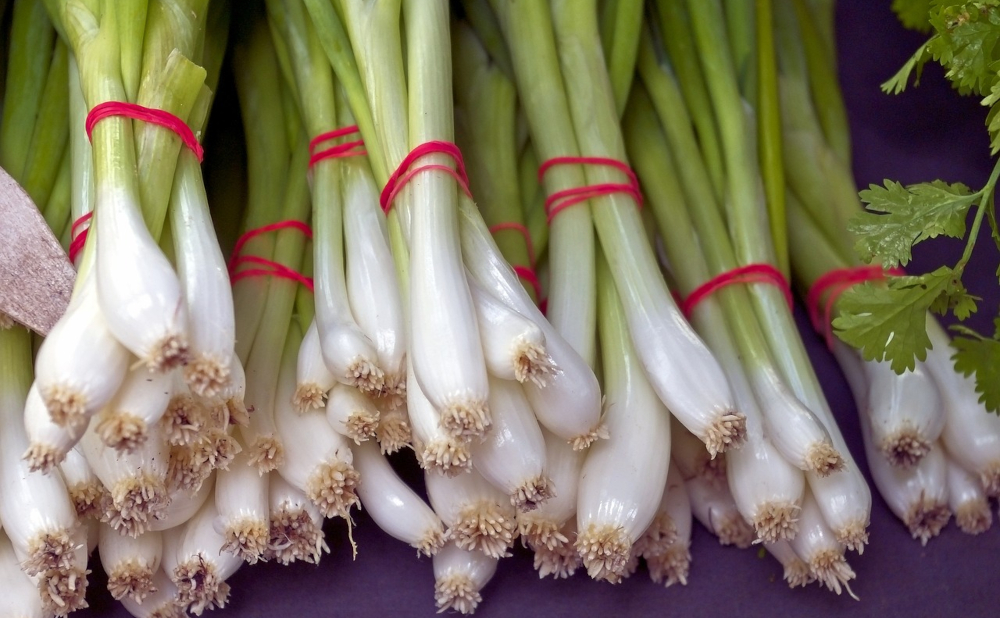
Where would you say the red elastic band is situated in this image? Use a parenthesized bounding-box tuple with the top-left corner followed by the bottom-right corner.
(228, 220, 313, 290)
(68, 212, 93, 264)
(86, 101, 204, 163)
(379, 141, 471, 214)
(537, 156, 643, 223)
(807, 265, 904, 349)
(681, 263, 793, 319)
(309, 126, 367, 167)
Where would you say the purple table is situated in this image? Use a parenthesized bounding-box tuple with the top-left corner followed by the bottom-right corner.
(78, 3, 1000, 616)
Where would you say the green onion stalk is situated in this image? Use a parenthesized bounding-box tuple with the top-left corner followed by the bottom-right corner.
(266, 0, 387, 407)
(332, 0, 492, 442)
(231, 11, 311, 475)
(676, 0, 872, 551)
(531, 0, 744, 455)
(625, 84, 808, 545)
(452, 20, 537, 303)
(489, 0, 599, 369)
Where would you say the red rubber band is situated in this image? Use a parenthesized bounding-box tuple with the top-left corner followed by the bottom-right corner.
(681, 263, 793, 319)
(309, 126, 367, 167)
(86, 101, 204, 163)
(228, 220, 313, 289)
(379, 141, 471, 214)
(537, 156, 643, 223)
(488, 221, 536, 266)
(807, 265, 904, 349)
(68, 212, 93, 264)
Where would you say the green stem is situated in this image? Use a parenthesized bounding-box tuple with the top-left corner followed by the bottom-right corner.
(723, 0, 757, 101)
(42, 147, 71, 239)
(460, 0, 514, 79)
(453, 20, 535, 301)
(231, 11, 292, 362)
(490, 0, 597, 365)
(0, 0, 55, 179)
(599, 0, 642, 114)
(21, 36, 68, 209)
(117, 0, 145, 101)
(790, 0, 850, 167)
(959, 160, 1000, 270)
(652, 0, 725, 202)
(755, 0, 788, 276)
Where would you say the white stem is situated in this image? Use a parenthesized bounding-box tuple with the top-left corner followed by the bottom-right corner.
(58, 445, 108, 521)
(79, 416, 169, 537)
(98, 524, 162, 602)
(34, 269, 129, 427)
(0, 377, 80, 578)
(862, 414, 949, 546)
(686, 473, 754, 549)
(149, 476, 213, 532)
(275, 327, 359, 519)
(576, 273, 671, 583)
(166, 496, 242, 615)
(863, 357, 944, 468)
(748, 364, 842, 475)
(788, 490, 856, 597)
(472, 376, 551, 512)
(294, 318, 336, 411)
(119, 569, 185, 618)
(765, 539, 814, 588)
(215, 437, 269, 564)
(469, 281, 556, 387)
(354, 440, 445, 555)
(432, 542, 498, 615)
(424, 466, 517, 559)
(265, 473, 328, 565)
(671, 417, 726, 485)
(95, 366, 173, 453)
(459, 200, 602, 445)
(95, 179, 190, 371)
(407, 358, 471, 475)
(343, 154, 406, 396)
(0, 529, 47, 618)
(516, 427, 584, 550)
(24, 384, 87, 472)
(946, 455, 992, 535)
(325, 382, 380, 444)
(925, 318, 1000, 497)
(171, 151, 235, 398)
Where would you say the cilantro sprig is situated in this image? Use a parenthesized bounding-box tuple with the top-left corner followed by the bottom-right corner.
(833, 1, 1000, 412)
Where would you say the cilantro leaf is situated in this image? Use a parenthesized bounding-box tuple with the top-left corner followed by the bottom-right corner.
(951, 333, 1000, 413)
(893, 0, 934, 32)
(850, 180, 978, 267)
(833, 267, 962, 372)
(927, 2, 1000, 95)
(881, 43, 933, 94)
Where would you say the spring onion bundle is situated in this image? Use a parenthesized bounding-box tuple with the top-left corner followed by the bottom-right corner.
(0, 0, 997, 615)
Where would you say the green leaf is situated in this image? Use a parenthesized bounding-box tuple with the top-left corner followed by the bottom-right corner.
(893, 0, 934, 32)
(926, 2, 1000, 95)
(881, 42, 934, 94)
(951, 334, 1000, 413)
(833, 267, 961, 372)
(850, 180, 978, 267)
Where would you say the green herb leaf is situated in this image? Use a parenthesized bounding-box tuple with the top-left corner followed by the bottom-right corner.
(951, 333, 1000, 413)
(892, 0, 934, 32)
(927, 3, 1000, 96)
(833, 267, 966, 372)
(881, 42, 933, 94)
(851, 180, 978, 267)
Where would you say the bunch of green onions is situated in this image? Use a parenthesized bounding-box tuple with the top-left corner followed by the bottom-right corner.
(0, 0, 995, 616)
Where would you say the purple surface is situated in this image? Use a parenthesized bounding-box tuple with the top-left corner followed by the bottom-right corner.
(78, 3, 1000, 617)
